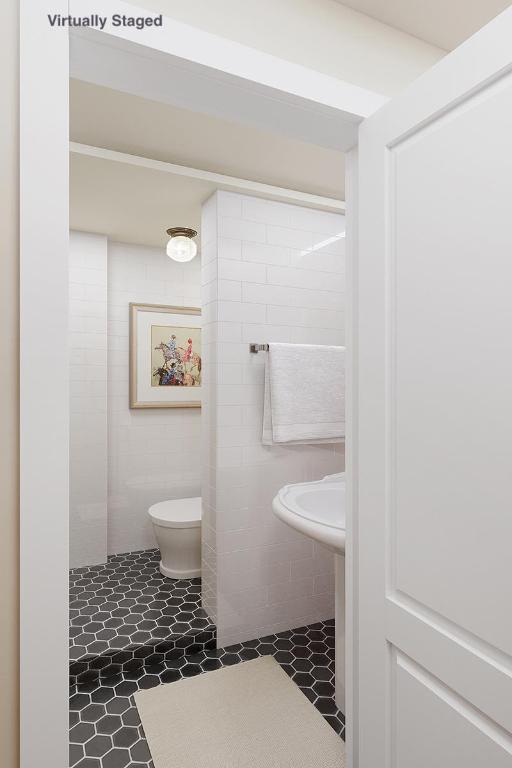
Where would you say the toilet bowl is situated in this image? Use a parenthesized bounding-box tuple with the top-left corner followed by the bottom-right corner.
(148, 497, 202, 579)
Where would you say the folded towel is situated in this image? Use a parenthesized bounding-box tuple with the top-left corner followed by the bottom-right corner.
(262, 343, 345, 445)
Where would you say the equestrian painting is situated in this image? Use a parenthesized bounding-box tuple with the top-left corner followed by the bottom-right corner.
(151, 325, 202, 387)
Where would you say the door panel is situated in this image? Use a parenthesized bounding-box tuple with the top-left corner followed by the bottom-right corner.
(392, 78, 512, 654)
(387, 598, 512, 733)
(356, 8, 512, 767)
(395, 653, 512, 768)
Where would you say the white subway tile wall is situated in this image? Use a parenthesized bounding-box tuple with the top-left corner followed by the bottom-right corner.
(201, 192, 345, 646)
(200, 195, 219, 623)
(69, 232, 108, 568)
(107, 241, 202, 556)
(69, 234, 203, 566)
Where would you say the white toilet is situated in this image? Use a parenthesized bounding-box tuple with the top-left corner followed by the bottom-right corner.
(148, 497, 202, 579)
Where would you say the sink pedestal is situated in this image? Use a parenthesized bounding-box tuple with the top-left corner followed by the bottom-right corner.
(271, 474, 346, 713)
(335, 553, 345, 713)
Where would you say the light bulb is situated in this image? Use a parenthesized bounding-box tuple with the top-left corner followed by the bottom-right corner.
(166, 234, 197, 263)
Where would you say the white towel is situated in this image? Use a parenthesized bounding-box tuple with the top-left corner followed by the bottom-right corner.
(262, 343, 345, 445)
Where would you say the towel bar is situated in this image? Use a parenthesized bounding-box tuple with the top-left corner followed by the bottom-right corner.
(249, 343, 269, 353)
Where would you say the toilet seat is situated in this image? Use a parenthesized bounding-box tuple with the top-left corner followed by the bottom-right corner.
(148, 497, 201, 529)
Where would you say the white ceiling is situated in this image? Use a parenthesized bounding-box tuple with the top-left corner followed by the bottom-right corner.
(69, 79, 344, 249)
(69, 149, 342, 250)
(336, 0, 511, 50)
(71, 153, 209, 249)
(70, 80, 344, 199)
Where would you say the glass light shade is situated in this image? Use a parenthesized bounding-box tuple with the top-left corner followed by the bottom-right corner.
(166, 234, 197, 262)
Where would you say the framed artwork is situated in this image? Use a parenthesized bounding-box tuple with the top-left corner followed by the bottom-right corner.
(129, 303, 202, 408)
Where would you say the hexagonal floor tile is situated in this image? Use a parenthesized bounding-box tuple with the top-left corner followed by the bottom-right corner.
(70, 549, 344, 767)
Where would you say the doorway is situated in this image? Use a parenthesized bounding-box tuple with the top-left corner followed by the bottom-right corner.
(19, 10, 377, 767)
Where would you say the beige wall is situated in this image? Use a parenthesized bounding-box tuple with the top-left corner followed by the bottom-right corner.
(0, 0, 19, 766)
(127, 0, 445, 96)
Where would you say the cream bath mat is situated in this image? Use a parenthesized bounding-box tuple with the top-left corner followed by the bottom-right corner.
(134, 655, 345, 768)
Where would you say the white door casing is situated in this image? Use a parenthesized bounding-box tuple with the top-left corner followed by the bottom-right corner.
(356, 8, 512, 767)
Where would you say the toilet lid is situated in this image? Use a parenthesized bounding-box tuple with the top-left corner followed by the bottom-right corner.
(148, 497, 202, 529)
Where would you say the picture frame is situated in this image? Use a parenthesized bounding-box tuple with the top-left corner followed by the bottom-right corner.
(129, 303, 202, 409)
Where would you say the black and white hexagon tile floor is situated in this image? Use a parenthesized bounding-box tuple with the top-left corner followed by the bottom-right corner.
(69, 549, 344, 768)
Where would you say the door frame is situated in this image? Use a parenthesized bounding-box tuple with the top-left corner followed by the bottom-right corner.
(19, 3, 384, 765)
(19, 3, 69, 768)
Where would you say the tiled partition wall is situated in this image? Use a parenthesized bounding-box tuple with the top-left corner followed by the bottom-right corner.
(107, 241, 202, 555)
(69, 232, 108, 568)
(201, 191, 345, 645)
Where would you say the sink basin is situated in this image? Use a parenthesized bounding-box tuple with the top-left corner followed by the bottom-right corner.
(272, 474, 346, 554)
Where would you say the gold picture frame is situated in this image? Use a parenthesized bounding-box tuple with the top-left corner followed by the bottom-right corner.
(129, 303, 202, 409)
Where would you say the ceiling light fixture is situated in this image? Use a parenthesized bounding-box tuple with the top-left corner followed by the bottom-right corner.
(166, 227, 198, 263)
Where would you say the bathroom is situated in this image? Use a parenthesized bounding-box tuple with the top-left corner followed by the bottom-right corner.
(13, 5, 512, 768)
(68, 78, 347, 766)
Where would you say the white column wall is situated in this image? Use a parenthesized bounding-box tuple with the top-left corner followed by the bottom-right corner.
(202, 191, 345, 644)
(69, 231, 108, 568)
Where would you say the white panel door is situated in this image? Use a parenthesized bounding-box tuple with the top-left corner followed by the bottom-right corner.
(356, 8, 512, 767)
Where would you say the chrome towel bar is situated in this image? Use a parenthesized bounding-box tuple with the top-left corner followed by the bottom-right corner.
(249, 343, 269, 353)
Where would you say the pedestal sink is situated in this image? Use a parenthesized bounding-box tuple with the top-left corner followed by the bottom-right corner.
(272, 472, 346, 711)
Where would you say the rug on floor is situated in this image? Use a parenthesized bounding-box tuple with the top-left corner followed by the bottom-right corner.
(134, 655, 345, 768)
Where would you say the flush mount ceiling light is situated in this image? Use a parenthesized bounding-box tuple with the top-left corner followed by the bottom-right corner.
(166, 227, 198, 263)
